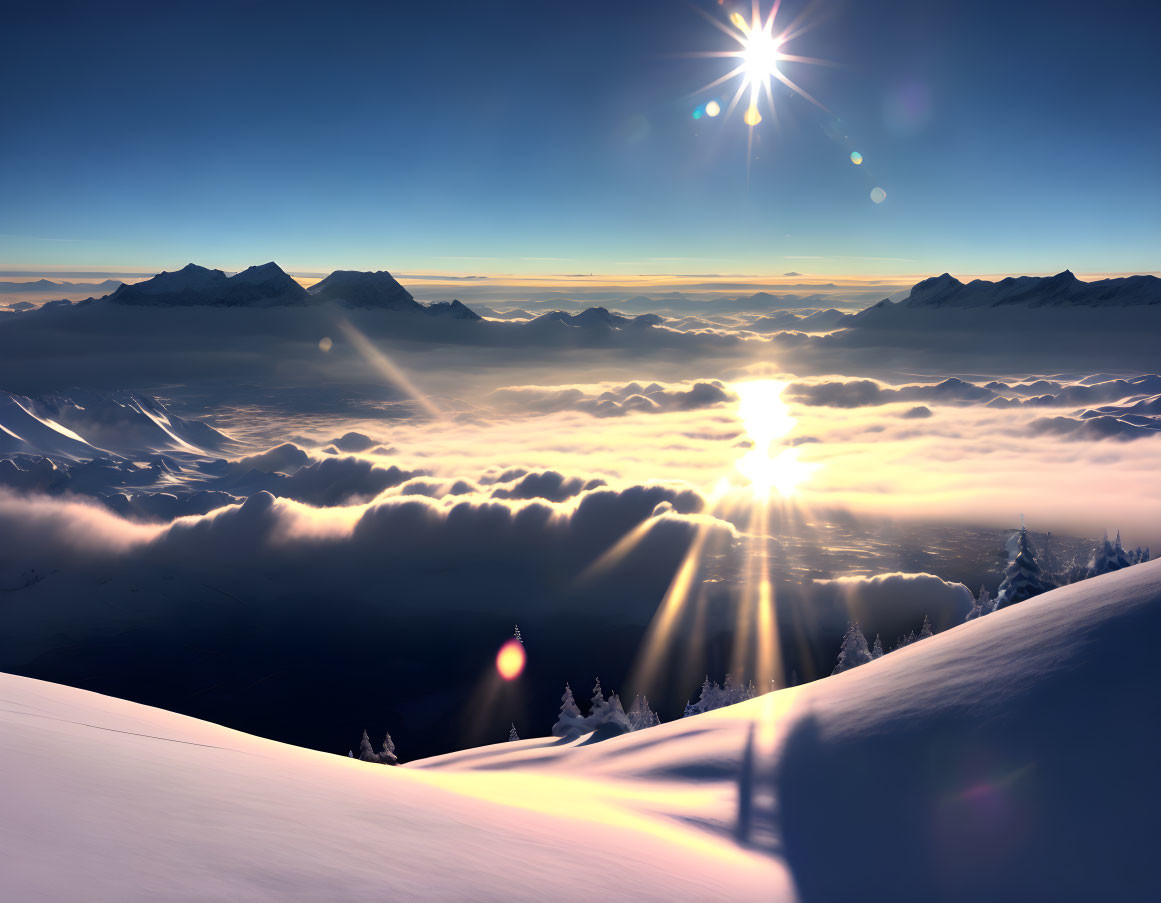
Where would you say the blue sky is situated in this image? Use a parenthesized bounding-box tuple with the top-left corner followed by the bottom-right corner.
(2, 0, 1159, 277)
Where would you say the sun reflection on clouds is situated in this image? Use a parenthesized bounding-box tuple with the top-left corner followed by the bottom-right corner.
(733, 379, 818, 499)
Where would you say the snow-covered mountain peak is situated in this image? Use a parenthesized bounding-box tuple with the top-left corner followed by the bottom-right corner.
(106, 261, 308, 307)
(230, 261, 293, 284)
(309, 269, 418, 310)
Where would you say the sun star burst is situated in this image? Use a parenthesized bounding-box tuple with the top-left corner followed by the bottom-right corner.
(691, 1, 829, 144)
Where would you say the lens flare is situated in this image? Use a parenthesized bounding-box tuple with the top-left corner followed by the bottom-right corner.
(705, 99, 721, 117)
(850, 151, 863, 165)
(871, 186, 887, 204)
(495, 639, 525, 681)
(688, 2, 830, 153)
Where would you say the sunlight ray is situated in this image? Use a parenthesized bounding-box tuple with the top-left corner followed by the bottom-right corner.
(336, 317, 444, 420)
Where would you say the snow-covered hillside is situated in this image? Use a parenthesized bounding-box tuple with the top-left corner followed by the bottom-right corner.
(0, 388, 232, 459)
(3, 561, 1159, 901)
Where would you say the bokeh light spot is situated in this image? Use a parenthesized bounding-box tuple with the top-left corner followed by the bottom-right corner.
(496, 638, 526, 681)
(705, 100, 721, 118)
(870, 186, 887, 204)
(692, 107, 703, 120)
(850, 151, 863, 165)
(744, 105, 762, 126)
(318, 336, 333, 352)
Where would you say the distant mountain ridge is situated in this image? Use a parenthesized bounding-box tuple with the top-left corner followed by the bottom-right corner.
(0, 278, 122, 295)
(103, 262, 482, 319)
(898, 270, 1161, 310)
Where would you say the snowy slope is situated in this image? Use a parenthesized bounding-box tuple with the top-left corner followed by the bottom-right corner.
(0, 389, 232, 458)
(3, 561, 1159, 901)
(0, 683, 786, 902)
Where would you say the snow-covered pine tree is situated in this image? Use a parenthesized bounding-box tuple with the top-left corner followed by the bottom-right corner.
(358, 729, 377, 762)
(871, 635, 884, 659)
(1114, 531, 1133, 569)
(1087, 531, 1126, 578)
(589, 678, 607, 717)
(591, 692, 632, 736)
(965, 585, 994, 621)
(832, 622, 873, 674)
(918, 615, 933, 639)
(722, 673, 757, 706)
(356, 729, 398, 765)
(627, 695, 658, 731)
(682, 674, 759, 715)
(697, 676, 721, 712)
(996, 525, 1053, 608)
(552, 682, 585, 738)
(895, 630, 917, 650)
(513, 625, 523, 644)
(508, 723, 519, 741)
(635, 695, 661, 730)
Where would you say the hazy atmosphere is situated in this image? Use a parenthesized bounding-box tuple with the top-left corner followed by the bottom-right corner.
(2, 2, 1159, 901)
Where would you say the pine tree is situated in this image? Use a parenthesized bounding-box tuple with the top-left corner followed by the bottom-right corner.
(918, 615, 933, 639)
(552, 682, 585, 738)
(508, 723, 519, 741)
(513, 624, 523, 644)
(1088, 531, 1128, 578)
(722, 673, 755, 706)
(697, 676, 721, 712)
(589, 677, 608, 716)
(965, 585, 994, 621)
(358, 729, 377, 762)
(592, 692, 632, 736)
(380, 733, 398, 765)
(996, 525, 1053, 608)
(356, 729, 398, 765)
(640, 695, 660, 729)
(628, 694, 661, 731)
(832, 622, 873, 674)
(1114, 531, 1132, 569)
(871, 634, 884, 659)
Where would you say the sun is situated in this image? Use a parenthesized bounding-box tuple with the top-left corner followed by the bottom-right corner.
(733, 380, 816, 498)
(734, 12, 782, 116)
(691, 3, 828, 138)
